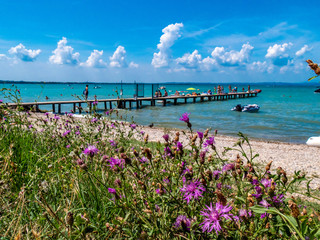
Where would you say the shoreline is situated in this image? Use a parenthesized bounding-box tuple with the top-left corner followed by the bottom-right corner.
(23, 112, 320, 189)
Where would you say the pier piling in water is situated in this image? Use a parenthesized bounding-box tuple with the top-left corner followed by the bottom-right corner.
(4, 92, 259, 114)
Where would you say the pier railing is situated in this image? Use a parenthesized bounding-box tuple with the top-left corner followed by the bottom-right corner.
(3, 92, 258, 114)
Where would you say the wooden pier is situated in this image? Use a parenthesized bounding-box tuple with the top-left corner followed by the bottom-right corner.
(4, 92, 259, 114)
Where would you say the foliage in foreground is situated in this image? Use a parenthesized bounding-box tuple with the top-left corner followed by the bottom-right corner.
(0, 105, 320, 239)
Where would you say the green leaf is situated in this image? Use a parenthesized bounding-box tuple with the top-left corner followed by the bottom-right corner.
(308, 75, 318, 81)
(315, 228, 320, 238)
(250, 205, 268, 214)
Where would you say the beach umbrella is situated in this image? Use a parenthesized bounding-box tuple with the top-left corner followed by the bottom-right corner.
(187, 88, 196, 90)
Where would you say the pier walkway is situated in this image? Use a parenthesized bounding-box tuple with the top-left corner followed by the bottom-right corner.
(5, 92, 259, 114)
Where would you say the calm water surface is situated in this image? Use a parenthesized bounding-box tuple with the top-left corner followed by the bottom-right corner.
(1, 82, 319, 144)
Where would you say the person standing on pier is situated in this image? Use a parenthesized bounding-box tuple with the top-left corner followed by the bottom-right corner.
(248, 85, 251, 93)
(84, 85, 89, 100)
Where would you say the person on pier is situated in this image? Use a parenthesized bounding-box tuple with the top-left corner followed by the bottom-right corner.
(84, 85, 89, 100)
(164, 90, 168, 97)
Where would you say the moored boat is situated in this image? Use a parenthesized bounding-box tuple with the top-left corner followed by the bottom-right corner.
(231, 104, 260, 113)
(306, 136, 320, 147)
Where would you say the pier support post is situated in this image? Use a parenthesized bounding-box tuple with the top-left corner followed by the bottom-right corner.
(129, 101, 132, 109)
(174, 98, 177, 105)
(163, 99, 166, 106)
(58, 104, 61, 114)
(79, 103, 82, 114)
(109, 101, 112, 109)
(185, 98, 187, 103)
(104, 101, 107, 110)
(193, 97, 196, 103)
(73, 103, 76, 113)
(52, 104, 55, 113)
(136, 100, 139, 109)
(200, 97, 204, 102)
(208, 96, 212, 101)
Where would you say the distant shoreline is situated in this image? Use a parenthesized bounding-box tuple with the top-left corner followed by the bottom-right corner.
(0, 79, 318, 86)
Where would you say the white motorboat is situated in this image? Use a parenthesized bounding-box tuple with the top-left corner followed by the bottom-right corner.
(231, 104, 260, 113)
(306, 136, 320, 147)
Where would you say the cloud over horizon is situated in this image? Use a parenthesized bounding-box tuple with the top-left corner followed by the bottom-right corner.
(8, 43, 41, 62)
(152, 23, 183, 68)
(80, 50, 107, 68)
(49, 37, 80, 65)
(110, 46, 128, 68)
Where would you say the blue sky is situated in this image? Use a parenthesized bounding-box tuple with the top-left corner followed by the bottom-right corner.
(0, 0, 319, 83)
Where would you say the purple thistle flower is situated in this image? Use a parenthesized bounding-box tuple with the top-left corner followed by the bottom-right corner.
(180, 179, 205, 203)
(0, 99, 3, 103)
(28, 124, 33, 129)
(105, 111, 110, 115)
(251, 179, 259, 185)
(261, 178, 271, 188)
(109, 140, 117, 147)
(174, 215, 191, 232)
(197, 131, 204, 139)
(75, 131, 80, 135)
(108, 188, 116, 194)
(272, 194, 284, 206)
(139, 157, 148, 163)
(239, 209, 248, 218)
(176, 142, 183, 151)
(110, 123, 115, 128)
(108, 157, 124, 170)
(222, 163, 235, 172)
(54, 115, 60, 120)
(200, 202, 238, 234)
(130, 124, 136, 129)
(213, 170, 221, 180)
(66, 145, 71, 148)
(162, 134, 169, 142)
(164, 147, 172, 156)
(200, 151, 206, 161)
(140, 131, 145, 135)
(203, 136, 215, 148)
(83, 145, 99, 157)
(252, 186, 263, 199)
(91, 118, 98, 123)
(216, 182, 222, 190)
(155, 188, 165, 195)
(63, 130, 71, 137)
(163, 178, 170, 184)
(44, 112, 49, 116)
(179, 112, 190, 123)
(260, 199, 271, 208)
(93, 100, 98, 105)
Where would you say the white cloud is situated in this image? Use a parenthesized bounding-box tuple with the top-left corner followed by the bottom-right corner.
(176, 50, 202, 69)
(8, 43, 41, 62)
(265, 43, 293, 66)
(295, 45, 311, 57)
(265, 42, 292, 58)
(80, 50, 107, 68)
(201, 56, 218, 71)
(152, 23, 183, 68)
(210, 43, 254, 66)
(0, 54, 9, 61)
(110, 46, 127, 68)
(247, 61, 274, 73)
(129, 61, 139, 68)
(49, 37, 80, 65)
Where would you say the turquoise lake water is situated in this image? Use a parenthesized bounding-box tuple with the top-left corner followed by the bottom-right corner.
(1, 82, 320, 144)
